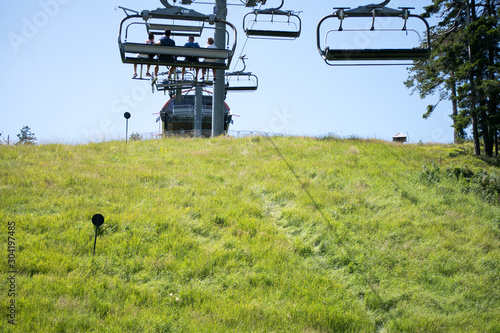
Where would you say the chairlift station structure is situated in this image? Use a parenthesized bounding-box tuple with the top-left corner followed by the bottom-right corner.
(117, 0, 431, 137)
(160, 90, 232, 137)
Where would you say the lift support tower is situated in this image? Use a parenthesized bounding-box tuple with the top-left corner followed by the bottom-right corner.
(212, 0, 227, 137)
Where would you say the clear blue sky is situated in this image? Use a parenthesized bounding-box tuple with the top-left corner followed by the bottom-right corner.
(1, 0, 455, 144)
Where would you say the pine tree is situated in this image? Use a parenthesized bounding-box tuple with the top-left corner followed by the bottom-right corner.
(405, 0, 499, 156)
(16, 126, 37, 145)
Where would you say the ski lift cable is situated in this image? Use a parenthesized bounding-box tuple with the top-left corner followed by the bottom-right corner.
(165, 0, 257, 71)
(232, 3, 262, 71)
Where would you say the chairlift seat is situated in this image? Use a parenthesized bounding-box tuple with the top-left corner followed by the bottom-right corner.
(122, 43, 231, 69)
(124, 56, 229, 69)
(124, 43, 230, 59)
(245, 29, 300, 38)
(324, 48, 429, 61)
(225, 86, 258, 92)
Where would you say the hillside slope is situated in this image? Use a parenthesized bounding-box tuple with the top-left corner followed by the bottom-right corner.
(1, 137, 499, 332)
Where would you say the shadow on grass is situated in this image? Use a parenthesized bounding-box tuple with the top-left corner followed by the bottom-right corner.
(477, 155, 500, 167)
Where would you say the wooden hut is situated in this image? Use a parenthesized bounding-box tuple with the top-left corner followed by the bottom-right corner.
(393, 132, 407, 143)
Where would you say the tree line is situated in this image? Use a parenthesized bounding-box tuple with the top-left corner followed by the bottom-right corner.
(1, 126, 37, 145)
(405, 0, 499, 156)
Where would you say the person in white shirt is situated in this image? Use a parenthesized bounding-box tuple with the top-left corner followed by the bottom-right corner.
(201, 37, 217, 81)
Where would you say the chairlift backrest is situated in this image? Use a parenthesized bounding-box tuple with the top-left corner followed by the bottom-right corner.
(147, 23, 204, 37)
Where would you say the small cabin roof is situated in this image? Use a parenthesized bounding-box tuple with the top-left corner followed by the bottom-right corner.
(393, 132, 407, 138)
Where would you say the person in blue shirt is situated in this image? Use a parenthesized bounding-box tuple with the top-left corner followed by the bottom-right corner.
(182, 35, 201, 80)
(154, 29, 176, 79)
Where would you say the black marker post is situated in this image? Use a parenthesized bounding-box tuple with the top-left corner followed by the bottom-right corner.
(124, 112, 131, 143)
(92, 214, 104, 256)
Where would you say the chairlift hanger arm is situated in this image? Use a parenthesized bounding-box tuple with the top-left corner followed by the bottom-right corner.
(116, 6, 139, 17)
(160, 0, 193, 8)
(263, 0, 284, 11)
(160, 0, 174, 8)
(245, 0, 283, 10)
(243, 0, 267, 7)
(246, 0, 299, 21)
(238, 55, 247, 72)
(370, 0, 391, 8)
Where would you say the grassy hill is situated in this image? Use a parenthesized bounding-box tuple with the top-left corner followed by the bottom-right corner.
(1, 136, 499, 332)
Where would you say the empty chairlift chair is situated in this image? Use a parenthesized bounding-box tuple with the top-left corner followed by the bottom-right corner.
(225, 56, 258, 92)
(225, 72, 259, 92)
(243, 0, 301, 40)
(316, 1, 431, 66)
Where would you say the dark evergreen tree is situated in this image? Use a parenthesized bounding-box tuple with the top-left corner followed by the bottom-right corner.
(405, 0, 499, 156)
(16, 126, 37, 145)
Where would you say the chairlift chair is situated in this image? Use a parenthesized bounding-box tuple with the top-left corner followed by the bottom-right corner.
(316, 1, 431, 66)
(243, 0, 301, 40)
(118, 2, 237, 71)
(225, 72, 258, 91)
(225, 56, 258, 92)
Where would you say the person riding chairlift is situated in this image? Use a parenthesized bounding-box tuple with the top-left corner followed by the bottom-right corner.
(201, 37, 217, 81)
(133, 33, 154, 79)
(154, 29, 176, 79)
(182, 35, 200, 81)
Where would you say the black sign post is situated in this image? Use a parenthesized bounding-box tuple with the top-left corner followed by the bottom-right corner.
(92, 214, 104, 256)
(124, 112, 131, 143)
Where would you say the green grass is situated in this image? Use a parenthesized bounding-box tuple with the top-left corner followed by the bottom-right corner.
(1, 137, 499, 332)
